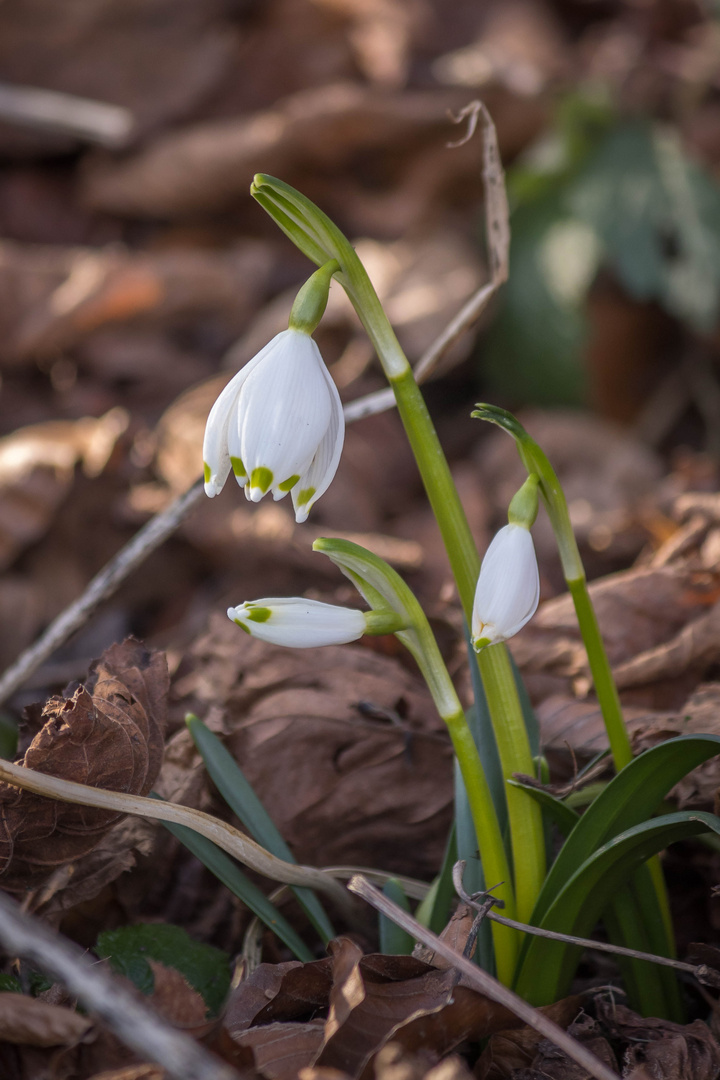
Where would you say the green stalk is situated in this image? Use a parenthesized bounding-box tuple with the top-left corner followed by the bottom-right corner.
(568, 578, 631, 770)
(252, 176, 546, 959)
(478, 645, 546, 924)
(315, 537, 518, 982)
(473, 406, 675, 955)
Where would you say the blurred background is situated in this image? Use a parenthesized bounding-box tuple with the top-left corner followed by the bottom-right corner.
(1, 0, 720, 708)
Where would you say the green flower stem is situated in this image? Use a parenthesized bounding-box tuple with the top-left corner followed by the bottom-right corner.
(479, 643, 546, 924)
(444, 705, 518, 982)
(567, 578, 631, 771)
(390, 370, 545, 928)
(252, 176, 546, 944)
(315, 536, 518, 983)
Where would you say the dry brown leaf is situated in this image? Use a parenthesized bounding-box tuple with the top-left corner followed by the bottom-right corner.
(0, 240, 274, 365)
(146, 960, 208, 1031)
(80, 83, 485, 221)
(476, 996, 585, 1079)
(595, 999, 720, 1080)
(522, 1011, 618, 1080)
(225, 960, 334, 1037)
(168, 614, 452, 879)
(0, 639, 167, 896)
(232, 1020, 326, 1080)
(0, 992, 92, 1048)
(513, 563, 720, 710)
(86, 1068, 165, 1080)
(0, 408, 127, 572)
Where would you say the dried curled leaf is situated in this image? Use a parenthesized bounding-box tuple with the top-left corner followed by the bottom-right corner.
(0, 639, 167, 895)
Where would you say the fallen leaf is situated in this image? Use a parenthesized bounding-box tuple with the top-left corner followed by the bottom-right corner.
(476, 996, 584, 1079)
(168, 614, 452, 880)
(0, 992, 92, 1047)
(0, 408, 128, 571)
(232, 1019, 326, 1080)
(86, 1068, 165, 1080)
(146, 960, 209, 1030)
(0, 639, 167, 896)
(595, 999, 720, 1080)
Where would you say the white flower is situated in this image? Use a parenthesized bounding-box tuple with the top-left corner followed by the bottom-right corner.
(227, 597, 366, 648)
(203, 328, 344, 523)
(472, 523, 540, 650)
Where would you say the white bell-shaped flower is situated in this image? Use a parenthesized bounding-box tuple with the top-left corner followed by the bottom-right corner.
(227, 597, 366, 648)
(203, 328, 344, 523)
(472, 523, 540, 650)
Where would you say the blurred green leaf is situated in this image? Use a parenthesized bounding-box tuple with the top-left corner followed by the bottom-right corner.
(379, 879, 415, 955)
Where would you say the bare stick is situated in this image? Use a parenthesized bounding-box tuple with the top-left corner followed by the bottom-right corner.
(349, 875, 621, 1080)
(0, 890, 238, 1080)
(0, 754, 354, 917)
(0, 99, 509, 702)
(452, 862, 720, 989)
(0, 83, 134, 148)
(0, 479, 204, 706)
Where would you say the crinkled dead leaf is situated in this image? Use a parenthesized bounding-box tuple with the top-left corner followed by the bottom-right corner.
(146, 960, 209, 1031)
(0, 638, 167, 896)
(225, 938, 545, 1080)
(595, 999, 720, 1080)
(86, 1068, 165, 1080)
(168, 614, 452, 879)
(513, 563, 720, 711)
(518, 1011, 617, 1080)
(476, 996, 585, 1079)
(0, 992, 92, 1048)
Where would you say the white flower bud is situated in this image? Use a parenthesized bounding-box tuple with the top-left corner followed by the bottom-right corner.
(227, 598, 367, 648)
(472, 523, 540, 650)
(203, 328, 344, 523)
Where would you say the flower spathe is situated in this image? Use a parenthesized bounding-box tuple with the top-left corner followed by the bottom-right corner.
(228, 597, 367, 648)
(472, 523, 540, 650)
(203, 328, 344, 523)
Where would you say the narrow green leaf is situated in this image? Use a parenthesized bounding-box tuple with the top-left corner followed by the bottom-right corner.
(380, 880, 415, 955)
(508, 779, 580, 838)
(514, 810, 720, 1004)
(151, 796, 313, 963)
(529, 734, 720, 930)
(186, 716, 334, 945)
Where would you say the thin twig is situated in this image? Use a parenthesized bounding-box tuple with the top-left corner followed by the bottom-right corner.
(344, 100, 509, 423)
(0, 890, 239, 1080)
(0, 98, 509, 703)
(0, 757, 355, 918)
(0, 83, 134, 148)
(348, 874, 621, 1080)
(453, 861, 720, 990)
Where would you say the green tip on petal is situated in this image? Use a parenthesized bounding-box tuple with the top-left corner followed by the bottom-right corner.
(245, 606, 272, 623)
(250, 466, 274, 493)
(232, 618, 251, 635)
(473, 635, 491, 652)
(278, 474, 300, 492)
(296, 486, 316, 507)
(231, 455, 247, 480)
(203, 462, 211, 484)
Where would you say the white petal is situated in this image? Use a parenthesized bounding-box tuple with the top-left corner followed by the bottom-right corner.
(227, 597, 366, 648)
(472, 524, 540, 646)
(238, 330, 332, 500)
(202, 334, 284, 497)
(292, 358, 345, 522)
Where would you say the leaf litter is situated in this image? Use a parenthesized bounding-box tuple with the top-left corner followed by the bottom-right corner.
(2, 0, 720, 1076)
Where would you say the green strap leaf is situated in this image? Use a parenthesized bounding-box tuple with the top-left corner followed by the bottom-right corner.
(514, 809, 720, 1004)
(529, 733, 720, 928)
(186, 716, 334, 945)
(150, 795, 313, 962)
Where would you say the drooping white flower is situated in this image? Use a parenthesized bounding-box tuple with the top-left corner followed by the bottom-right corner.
(203, 328, 344, 523)
(472, 523, 540, 651)
(227, 597, 367, 648)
